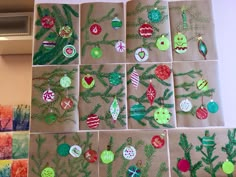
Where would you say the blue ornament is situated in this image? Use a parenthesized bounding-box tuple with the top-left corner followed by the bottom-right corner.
(207, 100, 219, 113)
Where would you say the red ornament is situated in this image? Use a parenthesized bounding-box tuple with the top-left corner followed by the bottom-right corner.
(151, 135, 165, 148)
(60, 97, 73, 110)
(84, 149, 98, 163)
(90, 23, 102, 35)
(138, 23, 153, 38)
(196, 106, 208, 120)
(177, 159, 190, 172)
(155, 65, 171, 80)
(41, 16, 55, 29)
(86, 114, 100, 129)
(146, 81, 156, 106)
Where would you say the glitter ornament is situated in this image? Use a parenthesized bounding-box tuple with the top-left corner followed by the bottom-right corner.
(109, 72, 122, 86)
(111, 17, 122, 29)
(207, 100, 219, 113)
(222, 160, 234, 174)
(90, 23, 102, 35)
(127, 161, 142, 177)
(151, 134, 165, 148)
(148, 8, 162, 23)
(130, 67, 140, 89)
(196, 106, 208, 120)
(60, 74, 71, 88)
(91, 46, 102, 59)
(156, 35, 170, 51)
(146, 81, 156, 106)
(123, 138, 136, 160)
(63, 44, 76, 58)
(155, 65, 171, 80)
(115, 41, 126, 53)
(41, 16, 55, 29)
(134, 48, 149, 62)
(42, 89, 55, 102)
(180, 99, 192, 112)
(100, 146, 114, 164)
(69, 145, 82, 158)
(138, 23, 153, 38)
(198, 36, 207, 60)
(41, 167, 55, 177)
(130, 103, 146, 121)
(81, 74, 95, 89)
(110, 97, 120, 123)
(196, 79, 208, 91)
(174, 33, 187, 54)
(86, 114, 100, 129)
(45, 112, 57, 125)
(60, 97, 73, 110)
(177, 159, 190, 172)
(154, 107, 171, 124)
(59, 25, 73, 38)
(57, 143, 70, 157)
(84, 146, 98, 163)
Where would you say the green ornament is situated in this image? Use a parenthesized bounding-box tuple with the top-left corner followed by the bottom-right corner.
(42, 32, 57, 50)
(154, 107, 171, 124)
(60, 74, 71, 88)
(109, 72, 122, 86)
(81, 74, 95, 89)
(57, 143, 70, 157)
(130, 103, 146, 120)
(100, 149, 114, 164)
(41, 167, 55, 177)
(91, 46, 102, 59)
(207, 100, 219, 113)
(198, 36, 207, 60)
(222, 160, 234, 174)
(112, 17, 122, 29)
(196, 79, 208, 91)
(174, 33, 188, 54)
(202, 136, 215, 147)
(148, 9, 162, 23)
(45, 113, 57, 125)
(156, 35, 170, 51)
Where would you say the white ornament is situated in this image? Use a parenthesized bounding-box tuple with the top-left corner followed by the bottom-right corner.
(42, 89, 55, 102)
(180, 99, 192, 112)
(115, 41, 126, 53)
(134, 48, 149, 62)
(123, 146, 136, 160)
(69, 145, 82, 158)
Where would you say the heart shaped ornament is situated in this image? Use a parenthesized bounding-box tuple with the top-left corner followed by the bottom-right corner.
(82, 74, 95, 89)
(134, 48, 149, 62)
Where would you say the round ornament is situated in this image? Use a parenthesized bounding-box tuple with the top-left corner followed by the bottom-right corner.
(42, 89, 55, 102)
(57, 143, 70, 157)
(196, 106, 208, 120)
(177, 159, 190, 172)
(134, 48, 149, 62)
(90, 23, 102, 35)
(41, 167, 55, 177)
(82, 74, 95, 89)
(155, 65, 171, 80)
(148, 9, 162, 23)
(41, 16, 55, 29)
(100, 149, 114, 164)
(197, 79, 208, 91)
(138, 23, 153, 38)
(123, 146, 136, 160)
(109, 72, 122, 86)
(59, 25, 73, 38)
(156, 35, 170, 51)
(222, 160, 234, 174)
(63, 45, 76, 58)
(84, 149, 98, 163)
(207, 100, 219, 113)
(174, 33, 188, 54)
(60, 75, 71, 88)
(180, 99, 192, 112)
(115, 41, 126, 53)
(111, 17, 122, 29)
(86, 114, 100, 129)
(127, 165, 141, 177)
(60, 97, 73, 110)
(154, 107, 171, 124)
(151, 135, 165, 148)
(202, 135, 215, 147)
(45, 112, 57, 125)
(130, 103, 146, 121)
(91, 46, 102, 59)
(69, 145, 82, 158)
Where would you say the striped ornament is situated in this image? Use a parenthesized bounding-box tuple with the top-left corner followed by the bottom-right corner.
(202, 136, 215, 147)
(130, 68, 140, 89)
(86, 114, 100, 129)
(138, 23, 153, 38)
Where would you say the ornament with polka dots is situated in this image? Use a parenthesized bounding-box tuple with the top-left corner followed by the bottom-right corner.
(90, 23, 102, 35)
(41, 167, 55, 177)
(155, 64, 171, 80)
(123, 137, 136, 160)
(154, 107, 171, 124)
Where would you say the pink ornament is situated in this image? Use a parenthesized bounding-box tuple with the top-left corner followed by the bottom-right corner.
(42, 89, 55, 102)
(130, 67, 140, 89)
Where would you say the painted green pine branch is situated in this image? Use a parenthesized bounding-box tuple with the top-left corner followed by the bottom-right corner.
(156, 162, 168, 177)
(176, 106, 197, 116)
(175, 88, 215, 99)
(127, 64, 144, 75)
(80, 104, 102, 121)
(174, 70, 202, 78)
(196, 130, 221, 177)
(141, 144, 156, 177)
(175, 82, 195, 91)
(31, 135, 49, 177)
(173, 167, 184, 177)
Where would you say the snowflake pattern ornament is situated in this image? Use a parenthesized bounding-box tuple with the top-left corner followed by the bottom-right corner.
(130, 67, 140, 89)
(180, 99, 192, 112)
(110, 97, 120, 123)
(42, 89, 55, 102)
(115, 41, 126, 53)
(146, 80, 156, 106)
